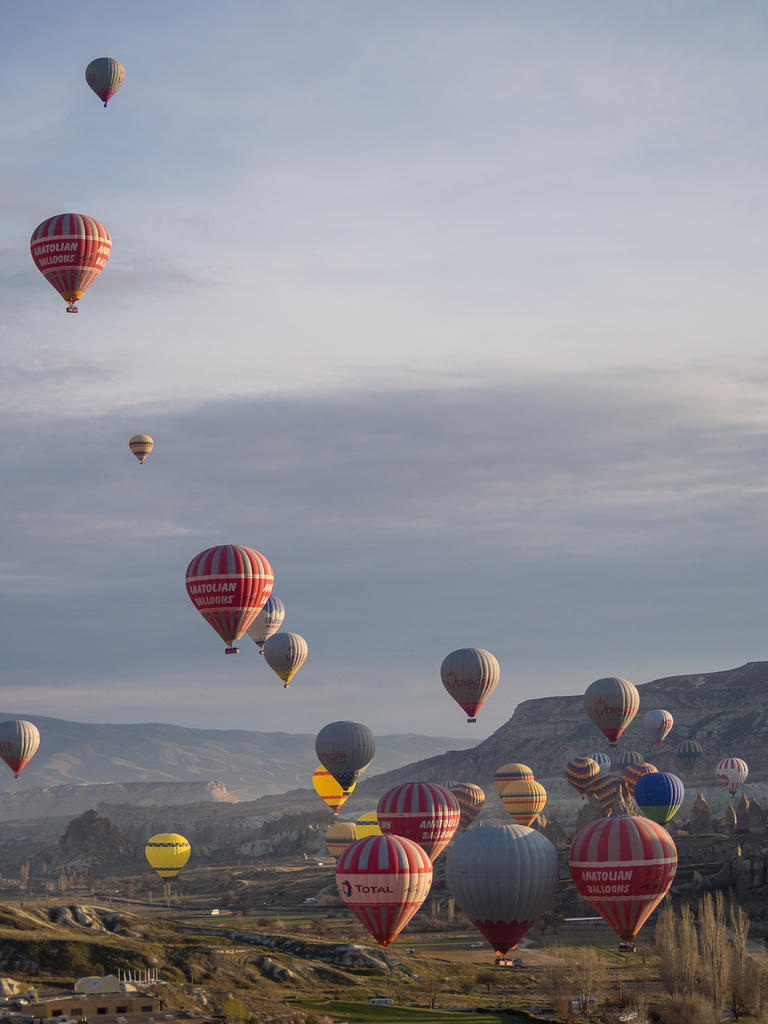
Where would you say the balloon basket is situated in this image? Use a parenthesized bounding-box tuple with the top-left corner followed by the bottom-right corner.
(466, 717, 477, 723)
(284, 683, 290, 688)
(225, 646, 239, 654)
(65, 305, 79, 313)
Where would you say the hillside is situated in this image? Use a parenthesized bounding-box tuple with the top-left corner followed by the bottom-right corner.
(0, 714, 473, 800)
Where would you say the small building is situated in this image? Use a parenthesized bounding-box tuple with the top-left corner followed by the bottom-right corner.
(23, 976, 159, 1021)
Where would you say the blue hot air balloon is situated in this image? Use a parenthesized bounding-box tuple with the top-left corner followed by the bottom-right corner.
(634, 771, 685, 825)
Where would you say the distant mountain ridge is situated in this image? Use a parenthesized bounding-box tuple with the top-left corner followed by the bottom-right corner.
(0, 713, 474, 800)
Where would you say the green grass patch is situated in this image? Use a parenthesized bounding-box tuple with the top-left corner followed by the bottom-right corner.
(300, 999, 535, 1022)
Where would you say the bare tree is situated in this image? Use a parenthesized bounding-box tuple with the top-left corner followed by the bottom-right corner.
(698, 892, 728, 1009)
(19, 862, 30, 891)
(676, 904, 699, 999)
(573, 947, 602, 1015)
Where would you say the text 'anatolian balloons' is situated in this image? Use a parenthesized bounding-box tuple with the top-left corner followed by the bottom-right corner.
(185, 545, 274, 653)
(570, 815, 677, 943)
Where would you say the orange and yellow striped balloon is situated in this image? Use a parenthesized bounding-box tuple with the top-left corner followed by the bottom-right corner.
(500, 779, 547, 826)
(129, 434, 154, 464)
(493, 762, 534, 796)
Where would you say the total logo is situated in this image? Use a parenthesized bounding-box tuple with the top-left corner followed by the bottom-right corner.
(341, 879, 353, 898)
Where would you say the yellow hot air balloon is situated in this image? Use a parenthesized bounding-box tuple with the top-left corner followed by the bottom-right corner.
(129, 434, 154, 464)
(144, 833, 191, 878)
(493, 762, 534, 796)
(500, 779, 547, 826)
(313, 764, 355, 815)
(354, 810, 382, 838)
(325, 820, 357, 859)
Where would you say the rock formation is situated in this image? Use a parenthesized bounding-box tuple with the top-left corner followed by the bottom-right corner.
(57, 809, 132, 869)
(690, 792, 713, 833)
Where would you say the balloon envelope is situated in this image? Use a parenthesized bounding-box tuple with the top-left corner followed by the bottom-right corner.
(675, 740, 703, 772)
(716, 757, 748, 796)
(377, 783, 460, 861)
(129, 434, 153, 464)
(336, 835, 433, 947)
(622, 762, 658, 797)
(565, 757, 600, 795)
(584, 677, 639, 747)
(145, 833, 191, 878)
(500, 779, 547, 826)
(325, 821, 358, 859)
(634, 772, 685, 825)
(30, 213, 111, 311)
(570, 815, 677, 942)
(448, 783, 485, 829)
(315, 721, 376, 792)
(185, 545, 274, 651)
(445, 823, 559, 954)
(588, 751, 611, 773)
(354, 811, 382, 839)
(643, 709, 673, 745)
(85, 57, 125, 105)
(440, 648, 500, 722)
(312, 765, 355, 815)
(587, 774, 625, 817)
(493, 763, 534, 796)
(616, 750, 644, 769)
(246, 594, 285, 649)
(263, 631, 307, 687)
(0, 720, 40, 778)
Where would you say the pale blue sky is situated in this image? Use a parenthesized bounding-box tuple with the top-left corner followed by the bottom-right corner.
(1, 4, 768, 746)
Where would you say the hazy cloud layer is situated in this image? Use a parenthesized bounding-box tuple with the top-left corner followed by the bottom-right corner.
(1, 363, 767, 736)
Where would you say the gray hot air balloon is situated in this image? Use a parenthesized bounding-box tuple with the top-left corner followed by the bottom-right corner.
(315, 721, 375, 792)
(85, 58, 126, 107)
(0, 719, 40, 778)
(263, 631, 307, 687)
(440, 647, 500, 723)
(445, 823, 559, 955)
(583, 676, 639, 747)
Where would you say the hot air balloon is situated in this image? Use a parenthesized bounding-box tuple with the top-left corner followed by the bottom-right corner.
(448, 783, 485, 830)
(622, 761, 657, 797)
(336, 834, 433, 947)
(584, 677, 639, 747)
(262, 631, 307, 687)
(354, 811, 382, 839)
(616, 750, 644, 769)
(246, 594, 285, 651)
(675, 740, 703, 776)
(377, 783, 461, 861)
(85, 57, 125, 106)
(445, 824, 559, 954)
(185, 545, 274, 653)
(588, 751, 611, 774)
(500, 779, 547, 826)
(565, 757, 600, 795)
(30, 213, 111, 312)
(144, 833, 191, 878)
(643, 709, 673, 746)
(493, 763, 534, 796)
(716, 757, 748, 796)
(440, 648, 500, 723)
(587, 774, 625, 817)
(325, 821, 357, 859)
(634, 772, 685, 825)
(129, 434, 153, 464)
(0, 720, 40, 778)
(570, 816, 677, 945)
(313, 765, 355, 816)
(316, 721, 375, 793)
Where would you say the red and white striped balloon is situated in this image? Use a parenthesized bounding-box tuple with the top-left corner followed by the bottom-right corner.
(570, 815, 677, 943)
(336, 835, 433, 947)
(0, 720, 40, 779)
(30, 213, 111, 311)
(185, 545, 274, 652)
(716, 757, 748, 796)
(377, 782, 461, 861)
